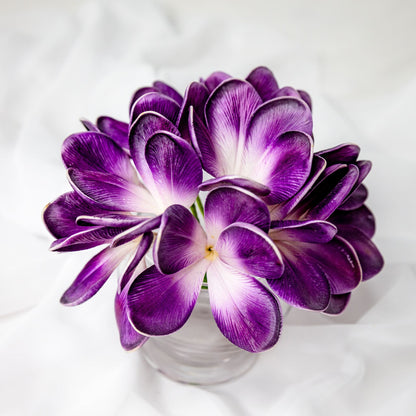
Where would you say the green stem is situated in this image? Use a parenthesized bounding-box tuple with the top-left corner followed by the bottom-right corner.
(190, 203, 199, 222)
(196, 195, 204, 216)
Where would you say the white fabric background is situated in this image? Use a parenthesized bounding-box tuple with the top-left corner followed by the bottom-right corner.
(1, 0, 415, 414)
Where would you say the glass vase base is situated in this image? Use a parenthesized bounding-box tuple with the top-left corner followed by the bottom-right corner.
(140, 290, 258, 385)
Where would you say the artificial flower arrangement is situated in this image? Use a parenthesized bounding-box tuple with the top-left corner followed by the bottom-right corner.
(44, 66, 383, 353)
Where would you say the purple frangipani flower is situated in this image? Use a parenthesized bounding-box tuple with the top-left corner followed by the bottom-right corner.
(189, 75, 314, 204)
(44, 118, 202, 349)
(44, 66, 383, 353)
(265, 143, 383, 314)
(127, 187, 283, 353)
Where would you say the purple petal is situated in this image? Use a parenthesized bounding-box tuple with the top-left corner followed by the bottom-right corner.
(276, 86, 302, 99)
(111, 216, 161, 248)
(153, 80, 183, 105)
(259, 131, 313, 204)
(317, 143, 360, 164)
(203, 71, 231, 93)
(76, 213, 146, 228)
(62, 132, 138, 183)
(323, 293, 351, 315)
(115, 233, 153, 350)
(80, 119, 100, 132)
(246, 66, 279, 101)
(115, 291, 148, 351)
(50, 226, 125, 252)
(329, 205, 376, 239)
(270, 220, 337, 244)
(357, 160, 372, 184)
(207, 259, 281, 352)
(127, 262, 207, 336)
(216, 222, 283, 280)
(204, 186, 271, 240)
(295, 236, 362, 294)
(188, 108, 221, 176)
(129, 111, 180, 185)
(291, 164, 359, 220)
(298, 90, 312, 110)
(246, 97, 313, 153)
(204, 79, 262, 175)
(199, 176, 270, 197)
(177, 82, 209, 140)
(43, 191, 105, 239)
(68, 168, 158, 213)
(338, 184, 368, 210)
(268, 240, 331, 311)
(144, 132, 202, 208)
(61, 243, 135, 306)
(129, 86, 159, 112)
(270, 155, 327, 220)
(154, 205, 206, 274)
(130, 92, 180, 125)
(119, 232, 154, 291)
(336, 226, 384, 280)
(96, 116, 129, 152)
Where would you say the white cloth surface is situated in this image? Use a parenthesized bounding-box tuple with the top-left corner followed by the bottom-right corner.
(1, 0, 415, 414)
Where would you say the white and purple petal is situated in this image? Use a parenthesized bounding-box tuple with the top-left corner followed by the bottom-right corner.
(199, 176, 270, 197)
(323, 293, 351, 315)
(268, 240, 331, 311)
(329, 205, 376, 239)
(204, 79, 262, 175)
(291, 164, 359, 220)
(338, 184, 368, 210)
(111, 216, 161, 248)
(80, 119, 100, 132)
(50, 226, 125, 252)
(295, 236, 362, 294)
(76, 213, 146, 228)
(62, 132, 138, 183)
(129, 86, 159, 112)
(275, 86, 302, 99)
(177, 82, 209, 140)
(127, 261, 208, 336)
(246, 66, 279, 101)
(246, 96, 313, 153)
(204, 186, 271, 240)
(317, 143, 360, 164)
(96, 116, 129, 152)
(207, 259, 281, 352)
(129, 111, 180, 185)
(270, 155, 326, 221)
(203, 71, 231, 93)
(298, 90, 312, 110)
(61, 243, 136, 306)
(115, 233, 153, 350)
(216, 222, 283, 280)
(336, 225, 384, 280)
(43, 191, 105, 239)
(130, 92, 180, 125)
(144, 132, 202, 208)
(154, 205, 206, 274)
(68, 168, 159, 214)
(269, 220, 337, 244)
(153, 80, 183, 105)
(245, 131, 313, 204)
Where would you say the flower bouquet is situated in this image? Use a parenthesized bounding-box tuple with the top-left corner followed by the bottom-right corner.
(44, 66, 383, 381)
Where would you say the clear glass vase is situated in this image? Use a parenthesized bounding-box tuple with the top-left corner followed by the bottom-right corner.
(140, 289, 258, 385)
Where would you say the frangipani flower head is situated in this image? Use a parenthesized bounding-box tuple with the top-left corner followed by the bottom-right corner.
(43, 65, 383, 354)
(190, 74, 314, 205)
(127, 187, 283, 353)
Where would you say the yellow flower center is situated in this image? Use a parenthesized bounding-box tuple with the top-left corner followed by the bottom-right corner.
(205, 245, 218, 261)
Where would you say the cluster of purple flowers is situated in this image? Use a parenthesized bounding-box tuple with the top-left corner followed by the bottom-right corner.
(44, 66, 383, 353)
